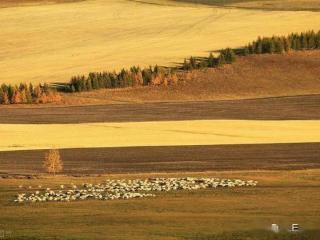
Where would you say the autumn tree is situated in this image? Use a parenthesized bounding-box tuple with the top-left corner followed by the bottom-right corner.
(43, 149, 63, 176)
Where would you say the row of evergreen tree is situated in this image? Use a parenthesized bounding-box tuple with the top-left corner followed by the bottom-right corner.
(65, 65, 178, 93)
(0, 83, 60, 104)
(181, 31, 320, 71)
(242, 30, 320, 55)
(67, 47, 237, 93)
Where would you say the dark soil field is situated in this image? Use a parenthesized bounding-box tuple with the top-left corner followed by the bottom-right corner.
(1, 143, 320, 175)
(1, 95, 320, 124)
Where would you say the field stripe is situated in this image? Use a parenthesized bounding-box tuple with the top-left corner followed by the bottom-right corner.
(1, 120, 320, 151)
(1, 143, 320, 174)
(1, 95, 320, 124)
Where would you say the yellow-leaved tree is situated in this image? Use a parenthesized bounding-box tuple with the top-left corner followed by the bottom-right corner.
(43, 149, 63, 176)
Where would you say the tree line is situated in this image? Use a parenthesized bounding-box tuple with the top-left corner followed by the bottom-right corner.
(241, 30, 320, 55)
(63, 65, 178, 93)
(182, 48, 236, 70)
(1, 30, 320, 103)
(0, 83, 61, 104)
(181, 30, 320, 70)
(66, 47, 236, 93)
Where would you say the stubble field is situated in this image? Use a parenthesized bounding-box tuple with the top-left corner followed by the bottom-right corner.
(1, 0, 320, 84)
(1, 120, 320, 151)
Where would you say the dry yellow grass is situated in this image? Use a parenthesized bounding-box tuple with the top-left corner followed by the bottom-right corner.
(1, 0, 320, 84)
(1, 120, 320, 151)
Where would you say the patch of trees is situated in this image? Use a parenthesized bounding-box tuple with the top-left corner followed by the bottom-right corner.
(241, 30, 320, 55)
(0, 83, 61, 105)
(181, 30, 320, 71)
(182, 48, 236, 70)
(65, 65, 179, 93)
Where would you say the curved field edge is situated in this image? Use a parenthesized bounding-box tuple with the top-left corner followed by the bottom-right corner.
(1, 0, 320, 84)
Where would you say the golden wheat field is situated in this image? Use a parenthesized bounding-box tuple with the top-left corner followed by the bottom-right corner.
(1, 120, 320, 151)
(1, 0, 320, 84)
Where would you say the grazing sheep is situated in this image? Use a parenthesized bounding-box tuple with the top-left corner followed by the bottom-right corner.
(14, 177, 258, 203)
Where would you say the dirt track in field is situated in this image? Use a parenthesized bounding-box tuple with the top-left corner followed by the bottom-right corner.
(1, 95, 320, 123)
(1, 143, 320, 175)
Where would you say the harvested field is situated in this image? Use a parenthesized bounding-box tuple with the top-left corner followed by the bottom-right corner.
(1, 0, 320, 84)
(1, 95, 320, 123)
(1, 120, 320, 151)
(0, 0, 82, 8)
(1, 143, 320, 175)
(0, 170, 319, 239)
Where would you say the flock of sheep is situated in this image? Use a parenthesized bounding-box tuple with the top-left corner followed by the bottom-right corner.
(15, 177, 258, 203)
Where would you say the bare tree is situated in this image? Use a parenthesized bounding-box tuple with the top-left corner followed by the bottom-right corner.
(43, 149, 63, 176)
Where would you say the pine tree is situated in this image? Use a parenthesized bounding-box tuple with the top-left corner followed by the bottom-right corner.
(189, 57, 196, 70)
(283, 37, 291, 52)
(301, 33, 308, 49)
(25, 87, 33, 104)
(86, 78, 92, 91)
(7, 85, 14, 101)
(182, 58, 189, 70)
(254, 38, 263, 54)
(274, 39, 284, 53)
(208, 53, 216, 67)
(217, 52, 226, 65)
(308, 31, 316, 49)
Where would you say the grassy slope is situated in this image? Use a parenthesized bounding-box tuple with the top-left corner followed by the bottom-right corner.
(0, 170, 319, 239)
(60, 51, 320, 105)
(1, 0, 320, 85)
